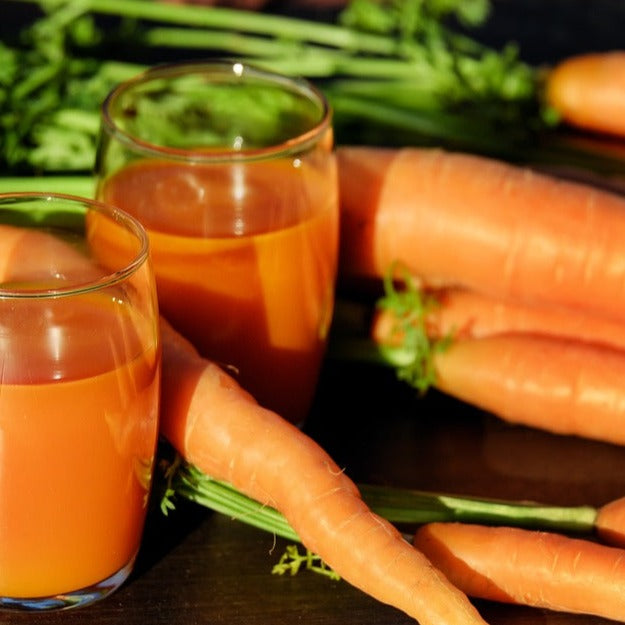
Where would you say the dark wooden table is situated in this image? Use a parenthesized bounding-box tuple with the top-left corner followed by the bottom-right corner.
(3, 1, 625, 624)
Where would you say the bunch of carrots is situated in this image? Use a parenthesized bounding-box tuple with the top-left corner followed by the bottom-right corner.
(336, 145, 625, 447)
(327, 143, 625, 621)
(157, 280, 625, 625)
(142, 135, 625, 625)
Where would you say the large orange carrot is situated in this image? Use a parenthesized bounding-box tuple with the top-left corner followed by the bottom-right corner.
(158, 317, 489, 625)
(414, 521, 625, 621)
(337, 146, 625, 322)
(425, 333, 625, 446)
(372, 285, 625, 351)
(545, 51, 625, 138)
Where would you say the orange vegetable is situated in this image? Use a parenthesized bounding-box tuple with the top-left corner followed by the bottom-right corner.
(0, 223, 103, 285)
(414, 522, 625, 621)
(545, 51, 625, 138)
(372, 285, 625, 351)
(595, 496, 625, 548)
(158, 317, 489, 625)
(427, 333, 625, 446)
(337, 146, 625, 322)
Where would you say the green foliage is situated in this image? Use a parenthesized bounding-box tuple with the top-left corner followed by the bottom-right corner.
(337, 0, 534, 107)
(0, 5, 135, 172)
(376, 265, 452, 393)
(339, 0, 490, 36)
(272, 545, 340, 580)
(0, 0, 542, 175)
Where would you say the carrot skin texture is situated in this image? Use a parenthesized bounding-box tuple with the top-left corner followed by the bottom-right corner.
(431, 333, 625, 446)
(158, 318, 489, 625)
(546, 52, 625, 138)
(337, 146, 625, 321)
(414, 522, 625, 621)
(372, 286, 625, 352)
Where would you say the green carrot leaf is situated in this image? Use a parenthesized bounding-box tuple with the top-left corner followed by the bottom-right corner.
(376, 264, 451, 393)
(272, 545, 340, 580)
(2, 0, 622, 182)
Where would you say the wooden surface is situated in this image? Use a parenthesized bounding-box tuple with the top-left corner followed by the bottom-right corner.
(3, 0, 625, 623)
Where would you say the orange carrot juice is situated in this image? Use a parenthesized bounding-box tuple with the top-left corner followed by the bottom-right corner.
(0, 205, 159, 605)
(99, 157, 338, 423)
(0, 292, 159, 599)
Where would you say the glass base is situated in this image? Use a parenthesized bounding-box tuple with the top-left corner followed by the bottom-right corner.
(0, 556, 135, 611)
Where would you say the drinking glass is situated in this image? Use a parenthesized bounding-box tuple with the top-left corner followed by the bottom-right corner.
(96, 60, 339, 425)
(0, 193, 160, 610)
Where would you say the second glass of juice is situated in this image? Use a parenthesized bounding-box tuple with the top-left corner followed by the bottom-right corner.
(96, 60, 339, 425)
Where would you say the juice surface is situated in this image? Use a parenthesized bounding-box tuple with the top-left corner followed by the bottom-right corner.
(100, 158, 338, 422)
(0, 293, 160, 598)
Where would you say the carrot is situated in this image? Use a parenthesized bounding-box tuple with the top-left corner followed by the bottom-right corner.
(372, 285, 625, 351)
(595, 496, 625, 548)
(364, 274, 625, 447)
(337, 146, 625, 322)
(158, 316, 489, 625)
(0, 223, 102, 284)
(581, 496, 625, 552)
(545, 51, 625, 138)
(413, 521, 625, 621)
(427, 333, 625, 447)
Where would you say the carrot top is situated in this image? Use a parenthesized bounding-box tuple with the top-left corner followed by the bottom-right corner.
(163, 459, 600, 539)
(372, 265, 453, 392)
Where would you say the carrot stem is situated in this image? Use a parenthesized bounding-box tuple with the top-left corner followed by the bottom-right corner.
(13, 0, 401, 56)
(330, 273, 449, 391)
(166, 461, 598, 542)
(359, 484, 597, 532)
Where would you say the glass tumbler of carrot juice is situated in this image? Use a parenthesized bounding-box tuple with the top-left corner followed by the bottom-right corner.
(0, 193, 160, 610)
(96, 60, 339, 425)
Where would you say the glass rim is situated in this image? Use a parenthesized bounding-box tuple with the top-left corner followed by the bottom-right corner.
(99, 59, 333, 163)
(0, 192, 150, 300)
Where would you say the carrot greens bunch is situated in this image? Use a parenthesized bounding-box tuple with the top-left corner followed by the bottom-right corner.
(327, 267, 453, 393)
(373, 268, 452, 393)
(0, 3, 141, 172)
(157, 455, 603, 558)
(272, 545, 340, 580)
(0, 0, 543, 175)
(3, 0, 625, 180)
